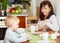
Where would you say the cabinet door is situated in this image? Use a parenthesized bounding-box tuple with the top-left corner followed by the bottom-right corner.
(18, 16, 26, 28)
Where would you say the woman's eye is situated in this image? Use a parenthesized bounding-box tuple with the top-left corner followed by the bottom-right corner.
(45, 8, 47, 9)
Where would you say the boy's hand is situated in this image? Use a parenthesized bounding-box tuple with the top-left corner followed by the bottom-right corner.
(26, 34, 30, 39)
(26, 28, 30, 31)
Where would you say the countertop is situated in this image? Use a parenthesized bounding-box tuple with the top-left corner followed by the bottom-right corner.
(8, 13, 28, 16)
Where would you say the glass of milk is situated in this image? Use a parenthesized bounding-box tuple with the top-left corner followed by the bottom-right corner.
(29, 26, 36, 33)
(43, 32, 49, 40)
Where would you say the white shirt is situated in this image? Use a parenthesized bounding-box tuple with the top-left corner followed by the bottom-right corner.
(4, 28, 27, 43)
(36, 15, 59, 32)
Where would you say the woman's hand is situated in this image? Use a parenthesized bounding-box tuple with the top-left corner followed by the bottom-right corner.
(38, 27, 43, 31)
(41, 20, 47, 27)
(38, 20, 47, 31)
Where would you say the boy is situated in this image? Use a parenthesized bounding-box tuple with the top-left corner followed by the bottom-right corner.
(4, 15, 29, 43)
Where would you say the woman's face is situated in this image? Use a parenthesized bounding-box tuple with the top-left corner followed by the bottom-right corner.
(41, 5, 51, 16)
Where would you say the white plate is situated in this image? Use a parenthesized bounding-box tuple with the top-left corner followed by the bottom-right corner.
(33, 32, 43, 34)
(37, 40, 52, 43)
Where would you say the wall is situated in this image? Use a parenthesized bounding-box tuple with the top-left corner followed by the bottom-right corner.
(36, 0, 44, 7)
(49, 0, 60, 31)
(55, 0, 60, 31)
(31, 0, 36, 17)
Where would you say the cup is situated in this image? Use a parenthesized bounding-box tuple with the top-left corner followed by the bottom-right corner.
(29, 26, 36, 33)
(23, 9, 27, 13)
(43, 32, 49, 40)
(12, 4, 15, 7)
(2, 10, 4, 16)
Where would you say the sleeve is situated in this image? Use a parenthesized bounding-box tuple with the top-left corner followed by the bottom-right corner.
(46, 15, 59, 32)
(36, 19, 41, 30)
(7, 31, 27, 43)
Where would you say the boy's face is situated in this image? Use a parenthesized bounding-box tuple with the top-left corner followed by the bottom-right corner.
(10, 19, 19, 30)
(12, 22, 19, 29)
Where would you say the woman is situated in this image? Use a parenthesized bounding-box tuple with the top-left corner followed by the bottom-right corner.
(36, 0, 59, 32)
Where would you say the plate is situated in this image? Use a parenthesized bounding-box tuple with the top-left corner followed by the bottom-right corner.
(37, 40, 52, 43)
(33, 32, 43, 34)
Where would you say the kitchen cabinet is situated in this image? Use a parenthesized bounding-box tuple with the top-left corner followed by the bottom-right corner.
(0, 28, 7, 40)
(27, 16, 38, 28)
(16, 14, 27, 28)
(17, 15, 27, 28)
(17, 16, 38, 28)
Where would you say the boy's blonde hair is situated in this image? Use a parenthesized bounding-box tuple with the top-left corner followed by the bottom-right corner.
(5, 15, 19, 27)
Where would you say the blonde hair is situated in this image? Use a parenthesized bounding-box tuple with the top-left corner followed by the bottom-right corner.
(5, 15, 19, 27)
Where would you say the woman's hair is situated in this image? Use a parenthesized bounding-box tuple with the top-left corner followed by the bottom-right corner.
(39, 0, 54, 20)
(5, 15, 19, 27)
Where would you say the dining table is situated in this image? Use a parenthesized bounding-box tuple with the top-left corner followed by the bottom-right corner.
(21, 29, 60, 43)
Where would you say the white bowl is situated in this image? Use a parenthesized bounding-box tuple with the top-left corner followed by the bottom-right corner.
(16, 28, 25, 34)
